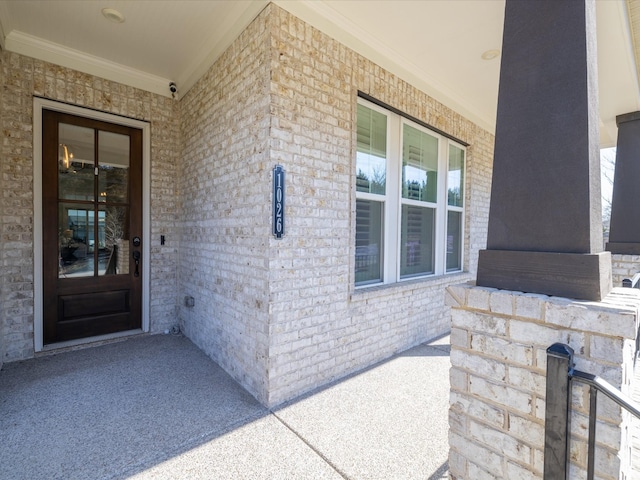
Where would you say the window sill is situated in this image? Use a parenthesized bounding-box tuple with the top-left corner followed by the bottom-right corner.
(351, 271, 473, 300)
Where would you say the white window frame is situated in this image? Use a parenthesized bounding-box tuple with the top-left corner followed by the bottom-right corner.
(445, 143, 466, 274)
(355, 97, 466, 288)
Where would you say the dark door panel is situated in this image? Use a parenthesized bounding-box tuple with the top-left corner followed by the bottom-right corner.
(42, 109, 142, 345)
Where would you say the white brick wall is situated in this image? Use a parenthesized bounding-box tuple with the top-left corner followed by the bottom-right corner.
(448, 283, 640, 479)
(611, 253, 640, 287)
(175, 4, 495, 406)
(0, 50, 5, 370)
(1, 52, 36, 362)
(265, 5, 493, 406)
(1, 3, 495, 410)
(0, 50, 180, 362)
(177, 10, 272, 403)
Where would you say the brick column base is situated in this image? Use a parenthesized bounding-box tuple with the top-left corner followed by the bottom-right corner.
(447, 283, 640, 479)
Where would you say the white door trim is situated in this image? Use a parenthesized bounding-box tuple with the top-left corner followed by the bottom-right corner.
(33, 98, 151, 352)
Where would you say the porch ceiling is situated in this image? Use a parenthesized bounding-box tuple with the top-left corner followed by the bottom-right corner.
(0, 0, 639, 146)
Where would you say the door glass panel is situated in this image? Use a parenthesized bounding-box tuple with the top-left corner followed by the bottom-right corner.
(58, 123, 95, 201)
(402, 124, 438, 203)
(58, 203, 94, 278)
(100, 205, 129, 275)
(98, 131, 130, 203)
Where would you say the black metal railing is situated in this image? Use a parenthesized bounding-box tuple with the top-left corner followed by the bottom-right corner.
(622, 272, 640, 288)
(544, 343, 640, 479)
(622, 276, 640, 358)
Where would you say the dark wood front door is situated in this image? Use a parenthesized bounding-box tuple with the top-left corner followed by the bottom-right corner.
(42, 109, 143, 345)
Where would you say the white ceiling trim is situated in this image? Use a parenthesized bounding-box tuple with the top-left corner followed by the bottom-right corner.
(0, 0, 9, 50)
(596, 0, 640, 147)
(0, 1, 270, 100)
(0, 0, 499, 119)
(625, 0, 640, 96)
(5, 30, 172, 98)
(0, 0, 635, 144)
(176, 0, 269, 97)
(273, 0, 496, 133)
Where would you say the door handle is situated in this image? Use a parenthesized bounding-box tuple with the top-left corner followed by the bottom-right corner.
(133, 250, 140, 277)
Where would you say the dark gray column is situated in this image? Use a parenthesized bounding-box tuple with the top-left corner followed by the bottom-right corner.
(606, 112, 640, 254)
(476, 0, 611, 301)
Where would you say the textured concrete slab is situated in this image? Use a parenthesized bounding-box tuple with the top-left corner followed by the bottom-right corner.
(128, 415, 343, 480)
(274, 338, 451, 480)
(0, 333, 450, 479)
(0, 335, 267, 480)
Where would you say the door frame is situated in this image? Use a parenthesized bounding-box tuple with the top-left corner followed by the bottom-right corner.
(33, 97, 151, 352)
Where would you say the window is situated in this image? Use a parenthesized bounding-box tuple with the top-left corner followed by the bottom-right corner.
(355, 98, 466, 287)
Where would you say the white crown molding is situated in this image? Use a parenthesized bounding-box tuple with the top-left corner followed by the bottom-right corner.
(0, 1, 10, 50)
(5, 30, 173, 98)
(177, 0, 269, 96)
(595, 0, 640, 147)
(273, 0, 496, 134)
(618, 0, 640, 106)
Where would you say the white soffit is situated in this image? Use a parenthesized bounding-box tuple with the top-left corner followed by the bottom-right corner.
(275, 0, 640, 145)
(177, 1, 269, 95)
(597, 0, 640, 147)
(274, 0, 504, 134)
(0, 0, 8, 50)
(0, 0, 269, 98)
(0, 0, 638, 143)
(6, 30, 170, 96)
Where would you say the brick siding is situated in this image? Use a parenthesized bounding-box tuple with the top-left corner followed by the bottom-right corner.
(448, 283, 639, 479)
(177, 9, 272, 402)
(178, 4, 494, 406)
(0, 50, 180, 362)
(0, 50, 5, 370)
(1, 3, 494, 408)
(611, 253, 640, 287)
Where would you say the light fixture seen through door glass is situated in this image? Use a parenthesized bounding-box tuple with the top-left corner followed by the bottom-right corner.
(59, 144, 73, 169)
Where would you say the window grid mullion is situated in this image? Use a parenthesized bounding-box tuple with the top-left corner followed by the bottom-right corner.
(433, 136, 446, 276)
(386, 112, 401, 284)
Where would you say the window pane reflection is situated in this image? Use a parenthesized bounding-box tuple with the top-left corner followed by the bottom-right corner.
(400, 205, 434, 278)
(58, 123, 95, 201)
(447, 210, 462, 272)
(402, 125, 438, 203)
(448, 145, 465, 207)
(355, 199, 383, 285)
(98, 131, 130, 203)
(356, 105, 387, 195)
(99, 205, 129, 275)
(58, 203, 94, 278)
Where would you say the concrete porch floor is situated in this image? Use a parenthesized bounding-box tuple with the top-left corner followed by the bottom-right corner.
(0, 333, 451, 480)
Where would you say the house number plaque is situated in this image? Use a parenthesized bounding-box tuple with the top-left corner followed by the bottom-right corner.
(273, 165, 285, 239)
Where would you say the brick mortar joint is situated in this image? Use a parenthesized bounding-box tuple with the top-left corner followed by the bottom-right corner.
(452, 344, 543, 371)
(451, 375, 545, 411)
(455, 329, 629, 363)
(450, 431, 542, 476)
(452, 305, 637, 341)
